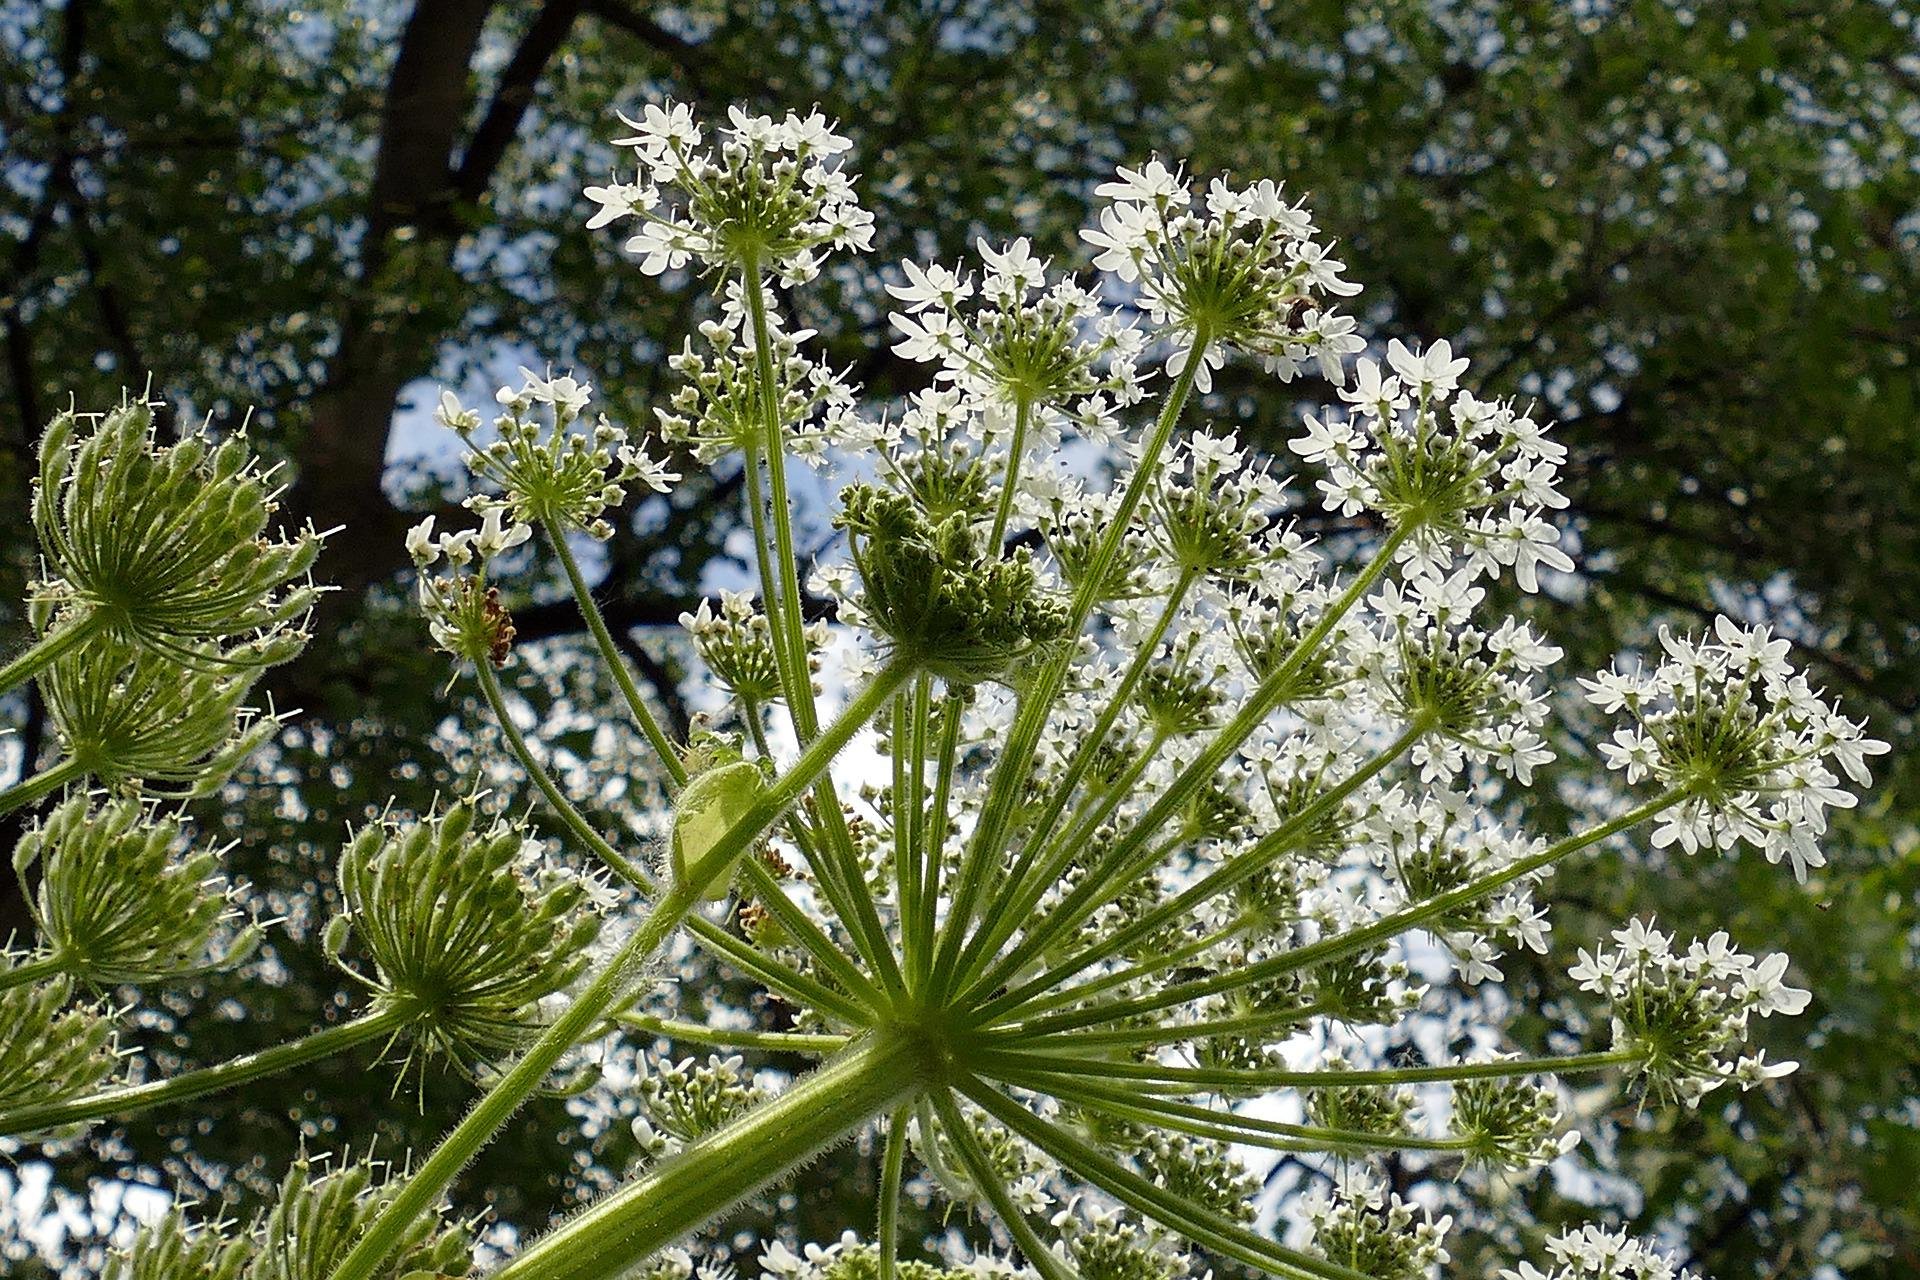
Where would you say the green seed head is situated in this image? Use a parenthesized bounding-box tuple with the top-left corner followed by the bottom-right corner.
(326, 799, 603, 1078)
(105, 1210, 251, 1280)
(0, 971, 116, 1121)
(15, 794, 257, 986)
(36, 608, 284, 799)
(32, 398, 322, 670)
(246, 1153, 474, 1280)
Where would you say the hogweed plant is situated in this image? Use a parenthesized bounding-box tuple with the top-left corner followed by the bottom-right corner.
(0, 100, 1890, 1280)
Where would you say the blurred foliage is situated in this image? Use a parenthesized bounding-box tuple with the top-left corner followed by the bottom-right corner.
(1, 1, 1915, 1277)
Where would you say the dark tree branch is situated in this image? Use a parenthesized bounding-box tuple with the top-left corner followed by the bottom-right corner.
(455, 2, 589, 204)
(611, 627, 691, 742)
(579, 0, 712, 74)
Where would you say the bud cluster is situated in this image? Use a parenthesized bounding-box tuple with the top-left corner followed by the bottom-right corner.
(834, 484, 1069, 683)
(35, 611, 281, 799)
(0, 971, 115, 1119)
(631, 1052, 770, 1157)
(1303, 1174, 1452, 1280)
(658, 311, 861, 465)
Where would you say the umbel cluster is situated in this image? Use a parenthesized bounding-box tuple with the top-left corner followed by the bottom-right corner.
(0, 99, 1886, 1280)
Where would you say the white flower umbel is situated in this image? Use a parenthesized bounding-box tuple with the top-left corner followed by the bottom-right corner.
(1500, 1225, 1703, 1280)
(9, 98, 1886, 1280)
(1582, 617, 1888, 880)
(1080, 162, 1365, 390)
(1569, 919, 1810, 1107)
(593, 100, 871, 283)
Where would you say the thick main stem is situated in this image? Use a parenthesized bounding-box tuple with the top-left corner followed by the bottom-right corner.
(496, 1031, 927, 1280)
(0, 1006, 410, 1138)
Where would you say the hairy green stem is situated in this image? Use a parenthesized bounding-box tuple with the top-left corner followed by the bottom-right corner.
(0, 608, 104, 699)
(931, 1090, 1077, 1280)
(0, 756, 87, 819)
(950, 568, 1198, 983)
(1061, 789, 1691, 1032)
(1000, 1068, 1480, 1156)
(0, 952, 67, 994)
(1248, 789, 1690, 981)
(475, 662, 654, 888)
(737, 854, 891, 1013)
(619, 1013, 849, 1056)
(974, 1047, 1645, 1091)
(987, 394, 1033, 553)
(496, 1031, 927, 1280)
(913, 691, 963, 985)
(742, 260, 820, 740)
(541, 514, 687, 787)
(0, 1006, 411, 1138)
(877, 1106, 910, 1280)
(969, 718, 1430, 1022)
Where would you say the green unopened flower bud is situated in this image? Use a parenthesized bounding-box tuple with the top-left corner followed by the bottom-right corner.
(327, 799, 603, 1077)
(247, 1153, 473, 1280)
(14, 794, 257, 985)
(32, 399, 322, 670)
(37, 617, 282, 799)
(671, 758, 766, 898)
(105, 1209, 251, 1280)
(0, 972, 116, 1118)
